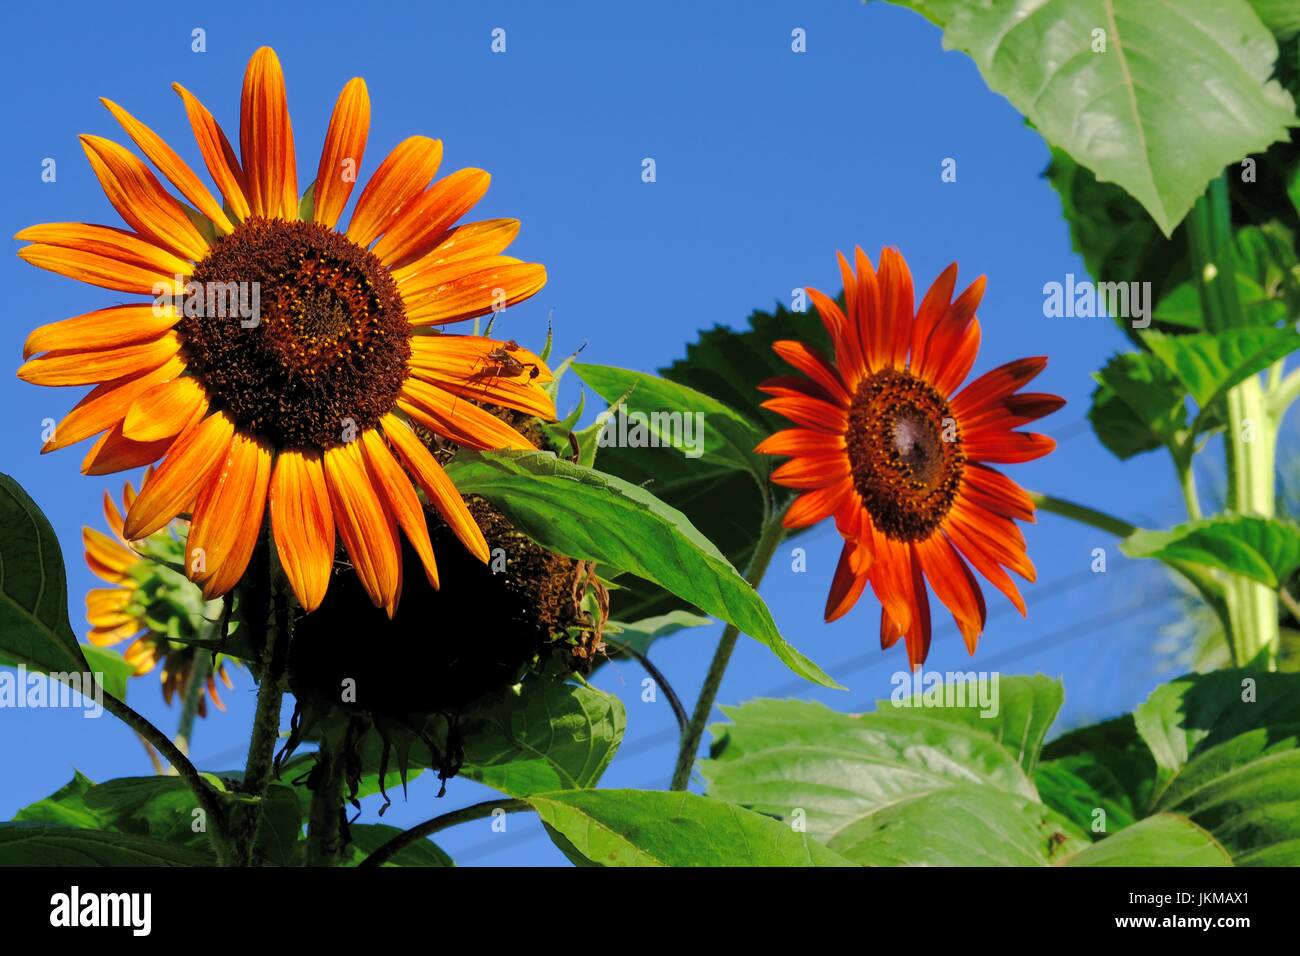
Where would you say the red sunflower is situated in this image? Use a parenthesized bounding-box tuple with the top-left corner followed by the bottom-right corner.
(757, 247, 1064, 668)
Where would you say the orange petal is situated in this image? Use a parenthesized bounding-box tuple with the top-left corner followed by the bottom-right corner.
(17, 244, 184, 295)
(757, 374, 838, 406)
(381, 412, 489, 562)
(910, 263, 958, 375)
(769, 452, 850, 490)
(807, 284, 865, 387)
(83, 527, 136, 581)
(407, 336, 556, 418)
(18, 332, 181, 387)
(92, 622, 143, 649)
(932, 316, 982, 397)
(852, 247, 884, 372)
(783, 480, 851, 530)
(915, 533, 986, 654)
(964, 430, 1057, 464)
(124, 412, 236, 539)
(347, 136, 443, 247)
(375, 168, 491, 268)
(79, 135, 207, 261)
(323, 440, 401, 615)
(240, 47, 298, 220)
(360, 429, 439, 589)
(400, 260, 547, 326)
(950, 356, 1050, 420)
(174, 83, 250, 220)
(397, 378, 537, 451)
(899, 545, 933, 668)
(408, 333, 554, 383)
(409, 218, 521, 267)
(760, 394, 847, 434)
(312, 77, 370, 229)
(961, 464, 1036, 524)
(269, 450, 336, 613)
(16, 224, 193, 280)
(23, 303, 180, 360)
(771, 340, 850, 405)
(867, 528, 913, 636)
(755, 428, 842, 457)
(188, 432, 272, 599)
(943, 521, 1027, 617)
(101, 98, 234, 234)
(41, 358, 184, 453)
(915, 274, 985, 386)
(876, 247, 915, 371)
(122, 376, 209, 442)
(82, 421, 178, 477)
(825, 539, 870, 621)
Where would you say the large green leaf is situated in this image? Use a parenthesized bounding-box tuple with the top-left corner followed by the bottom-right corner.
(886, 0, 1297, 234)
(1062, 813, 1232, 866)
(702, 699, 1040, 849)
(833, 785, 1085, 866)
(460, 681, 626, 796)
(528, 789, 854, 866)
(884, 674, 1064, 774)
(0, 473, 89, 676)
(0, 824, 211, 866)
(80, 646, 134, 701)
(573, 363, 769, 485)
(605, 610, 715, 657)
(1037, 714, 1157, 834)
(1121, 515, 1300, 588)
(13, 772, 101, 829)
(1143, 326, 1300, 432)
(1251, 0, 1300, 39)
(446, 450, 838, 688)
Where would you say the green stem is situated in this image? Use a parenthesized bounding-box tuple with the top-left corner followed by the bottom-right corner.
(304, 741, 345, 867)
(1188, 175, 1280, 668)
(358, 798, 531, 868)
(232, 530, 291, 865)
(173, 648, 211, 760)
(669, 509, 787, 792)
(1027, 492, 1136, 538)
(1269, 365, 1300, 422)
(100, 691, 233, 865)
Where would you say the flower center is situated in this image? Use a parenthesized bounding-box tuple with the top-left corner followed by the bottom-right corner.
(180, 218, 410, 450)
(846, 368, 964, 541)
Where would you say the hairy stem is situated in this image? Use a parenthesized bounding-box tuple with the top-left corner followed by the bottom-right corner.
(670, 510, 787, 791)
(305, 742, 345, 867)
(173, 648, 211, 760)
(358, 798, 531, 868)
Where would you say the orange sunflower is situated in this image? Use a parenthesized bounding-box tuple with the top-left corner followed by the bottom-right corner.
(757, 248, 1063, 668)
(18, 46, 554, 616)
(85, 478, 234, 715)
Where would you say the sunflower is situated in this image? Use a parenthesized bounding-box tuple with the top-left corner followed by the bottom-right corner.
(17, 46, 555, 616)
(84, 478, 234, 715)
(757, 247, 1063, 668)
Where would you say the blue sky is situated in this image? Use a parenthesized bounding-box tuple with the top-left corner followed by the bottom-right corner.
(0, 0, 1281, 865)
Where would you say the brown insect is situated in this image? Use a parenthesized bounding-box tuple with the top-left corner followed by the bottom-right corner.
(468, 340, 541, 384)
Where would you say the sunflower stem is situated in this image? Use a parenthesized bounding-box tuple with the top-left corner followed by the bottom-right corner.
(669, 508, 787, 791)
(173, 642, 213, 760)
(232, 529, 291, 865)
(305, 740, 346, 867)
(1187, 176, 1279, 668)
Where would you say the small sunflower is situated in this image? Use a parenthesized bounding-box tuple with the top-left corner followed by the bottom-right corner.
(19, 46, 554, 616)
(757, 247, 1064, 667)
(84, 478, 234, 715)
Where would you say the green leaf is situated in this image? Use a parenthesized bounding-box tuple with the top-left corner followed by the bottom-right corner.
(83, 776, 215, 849)
(1063, 813, 1232, 866)
(13, 772, 102, 829)
(1037, 714, 1157, 833)
(345, 824, 452, 867)
(0, 824, 211, 866)
(884, 674, 1064, 774)
(1250, 0, 1300, 39)
(460, 681, 626, 796)
(574, 363, 769, 485)
(528, 789, 854, 866)
(446, 450, 839, 688)
(0, 473, 90, 676)
(1143, 326, 1300, 432)
(606, 610, 715, 657)
(887, 0, 1298, 234)
(1089, 352, 1188, 458)
(298, 180, 316, 222)
(833, 785, 1086, 866)
(1121, 515, 1300, 588)
(80, 646, 134, 701)
(702, 699, 1040, 848)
